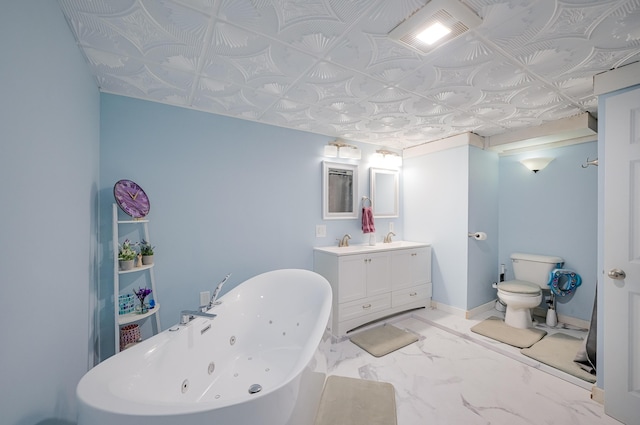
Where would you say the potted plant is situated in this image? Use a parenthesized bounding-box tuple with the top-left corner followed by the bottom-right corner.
(118, 239, 137, 271)
(140, 239, 155, 265)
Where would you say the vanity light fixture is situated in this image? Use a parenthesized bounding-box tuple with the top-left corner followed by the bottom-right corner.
(374, 149, 403, 167)
(520, 157, 554, 173)
(324, 140, 361, 160)
(388, 0, 482, 55)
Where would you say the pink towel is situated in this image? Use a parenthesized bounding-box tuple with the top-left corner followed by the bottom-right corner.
(362, 206, 375, 233)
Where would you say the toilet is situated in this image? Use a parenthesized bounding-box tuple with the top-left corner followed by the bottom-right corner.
(497, 253, 563, 329)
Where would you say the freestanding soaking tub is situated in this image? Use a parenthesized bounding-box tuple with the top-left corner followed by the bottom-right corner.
(77, 269, 332, 425)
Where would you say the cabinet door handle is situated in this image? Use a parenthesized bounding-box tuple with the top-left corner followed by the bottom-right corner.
(362, 304, 372, 309)
(411, 253, 417, 256)
(409, 292, 417, 297)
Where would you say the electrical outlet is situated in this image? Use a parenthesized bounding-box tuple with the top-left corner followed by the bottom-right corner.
(389, 222, 395, 232)
(200, 291, 210, 307)
(316, 224, 327, 237)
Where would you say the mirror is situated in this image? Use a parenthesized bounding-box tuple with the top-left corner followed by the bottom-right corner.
(370, 168, 399, 218)
(323, 161, 358, 219)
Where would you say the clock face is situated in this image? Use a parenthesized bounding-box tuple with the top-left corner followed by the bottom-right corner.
(113, 179, 150, 218)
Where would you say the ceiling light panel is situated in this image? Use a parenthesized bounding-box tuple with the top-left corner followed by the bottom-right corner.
(389, 0, 482, 55)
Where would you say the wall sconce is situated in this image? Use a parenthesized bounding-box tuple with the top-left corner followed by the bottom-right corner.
(324, 140, 361, 160)
(373, 149, 403, 167)
(520, 157, 554, 173)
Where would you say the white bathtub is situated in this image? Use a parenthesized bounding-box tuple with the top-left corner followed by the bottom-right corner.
(77, 269, 332, 425)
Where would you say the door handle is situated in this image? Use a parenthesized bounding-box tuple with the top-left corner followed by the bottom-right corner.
(608, 268, 626, 280)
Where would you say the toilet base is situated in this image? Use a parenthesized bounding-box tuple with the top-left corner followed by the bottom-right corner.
(504, 307, 533, 329)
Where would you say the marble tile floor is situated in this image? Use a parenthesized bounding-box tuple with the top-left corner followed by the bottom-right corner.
(320, 307, 620, 425)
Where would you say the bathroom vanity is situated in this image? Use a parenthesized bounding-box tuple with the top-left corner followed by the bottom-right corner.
(314, 242, 431, 338)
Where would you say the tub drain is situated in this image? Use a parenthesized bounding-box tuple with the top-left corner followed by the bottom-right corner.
(248, 384, 262, 394)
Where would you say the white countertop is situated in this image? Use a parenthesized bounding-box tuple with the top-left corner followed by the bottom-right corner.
(314, 241, 430, 256)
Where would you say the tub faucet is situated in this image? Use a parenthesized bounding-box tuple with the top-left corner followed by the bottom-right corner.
(180, 310, 216, 325)
(383, 232, 396, 243)
(206, 273, 232, 309)
(338, 234, 351, 247)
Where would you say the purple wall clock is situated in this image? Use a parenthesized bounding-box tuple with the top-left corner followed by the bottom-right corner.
(113, 179, 150, 218)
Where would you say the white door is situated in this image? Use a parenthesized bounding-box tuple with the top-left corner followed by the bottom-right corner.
(604, 85, 640, 425)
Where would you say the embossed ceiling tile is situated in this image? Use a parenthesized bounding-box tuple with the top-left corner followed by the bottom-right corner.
(537, 104, 584, 121)
(396, 63, 438, 94)
(171, 0, 217, 14)
(512, 39, 594, 79)
(590, 0, 640, 48)
(472, 59, 535, 90)
(81, 48, 146, 75)
(442, 111, 485, 130)
(496, 115, 543, 130)
(464, 0, 533, 22)
(306, 106, 365, 126)
(141, 0, 213, 48)
(205, 42, 316, 88)
(100, 3, 185, 55)
(286, 74, 384, 105)
(481, 1, 555, 52)
(470, 104, 518, 121)
(532, 1, 619, 43)
(143, 45, 202, 74)
(93, 73, 148, 98)
(144, 62, 195, 91)
(422, 86, 484, 109)
(60, 8, 144, 56)
(566, 45, 640, 74)
(552, 75, 594, 100)
(508, 82, 563, 109)
(325, 28, 422, 78)
(426, 35, 495, 67)
(359, 0, 428, 33)
(207, 21, 271, 55)
(192, 86, 276, 114)
(429, 63, 484, 90)
(58, 0, 136, 15)
(408, 96, 457, 118)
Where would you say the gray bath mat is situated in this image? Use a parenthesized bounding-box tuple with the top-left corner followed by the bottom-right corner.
(314, 375, 397, 425)
(349, 324, 419, 357)
(470, 316, 546, 348)
(521, 333, 596, 383)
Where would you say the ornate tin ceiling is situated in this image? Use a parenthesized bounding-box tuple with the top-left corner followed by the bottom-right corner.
(58, 0, 640, 149)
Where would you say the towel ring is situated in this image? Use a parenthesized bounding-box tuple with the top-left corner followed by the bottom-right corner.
(362, 196, 372, 207)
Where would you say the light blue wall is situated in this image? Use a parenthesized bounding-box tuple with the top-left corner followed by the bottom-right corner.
(498, 142, 598, 322)
(0, 2, 100, 425)
(98, 94, 403, 358)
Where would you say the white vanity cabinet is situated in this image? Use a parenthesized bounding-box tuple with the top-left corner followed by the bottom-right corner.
(314, 242, 431, 338)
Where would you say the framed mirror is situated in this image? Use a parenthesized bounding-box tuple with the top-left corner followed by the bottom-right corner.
(370, 167, 399, 218)
(323, 161, 358, 219)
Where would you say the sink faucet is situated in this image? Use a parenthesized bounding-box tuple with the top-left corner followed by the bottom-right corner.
(383, 232, 396, 243)
(180, 310, 216, 325)
(338, 234, 351, 247)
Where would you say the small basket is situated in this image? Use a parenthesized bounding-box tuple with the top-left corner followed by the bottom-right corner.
(118, 294, 135, 315)
(120, 324, 140, 350)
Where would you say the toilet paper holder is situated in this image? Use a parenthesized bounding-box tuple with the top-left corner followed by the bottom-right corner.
(468, 232, 487, 240)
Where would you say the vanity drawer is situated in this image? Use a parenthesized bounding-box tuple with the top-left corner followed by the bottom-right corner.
(338, 293, 391, 322)
(392, 283, 431, 308)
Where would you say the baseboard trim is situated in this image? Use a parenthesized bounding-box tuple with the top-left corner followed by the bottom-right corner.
(465, 300, 497, 319)
(591, 385, 604, 404)
(430, 299, 497, 319)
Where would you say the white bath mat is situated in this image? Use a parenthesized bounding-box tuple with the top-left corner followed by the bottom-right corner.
(314, 375, 397, 425)
(349, 324, 419, 357)
(470, 316, 546, 348)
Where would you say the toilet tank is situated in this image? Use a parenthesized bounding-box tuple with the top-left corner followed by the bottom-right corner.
(511, 253, 564, 288)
